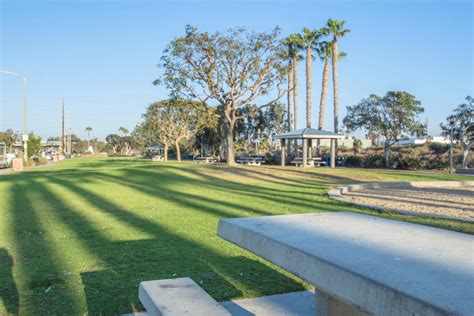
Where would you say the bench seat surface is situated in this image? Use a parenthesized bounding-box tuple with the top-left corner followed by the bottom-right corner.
(217, 212, 474, 316)
(139, 278, 230, 315)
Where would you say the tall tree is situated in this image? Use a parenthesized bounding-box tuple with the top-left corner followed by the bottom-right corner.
(281, 37, 295, 133)
(316, 40, 346, 154)
(301, 27, 322, 128)
(0, 129, 19, 151)
(118, 127, 129, 137)
(440, 96, 473, 168)
(141, 99, 215, 161)
(85, 127, 92, 148)
(287, 33, 304, 132)
(344, 91, 426, 167)
(158, 26, 286, 165)
(327, 19, 350, 140)
(105, 134, 121, 155)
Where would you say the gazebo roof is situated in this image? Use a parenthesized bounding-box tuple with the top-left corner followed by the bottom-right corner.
(275, 128, 344, 140)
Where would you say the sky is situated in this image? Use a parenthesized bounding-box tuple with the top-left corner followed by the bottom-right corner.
(1, 0, 472, 140)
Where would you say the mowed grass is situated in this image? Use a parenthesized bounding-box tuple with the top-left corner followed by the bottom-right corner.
(1, 158, 472, 315)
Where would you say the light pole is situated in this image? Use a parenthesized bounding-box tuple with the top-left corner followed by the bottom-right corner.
(0, 70, 28, 161)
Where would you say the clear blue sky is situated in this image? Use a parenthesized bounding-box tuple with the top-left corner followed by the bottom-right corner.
(1, 0, 472, 140)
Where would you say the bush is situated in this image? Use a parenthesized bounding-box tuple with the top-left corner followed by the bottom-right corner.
(392, 154, 422, 170)
(345, 155, 363, 167)
(33, 157, 48, 166)
(265, 152, 277, 165)
(362, 154, 385, 168)
(429, 142, 449, 155)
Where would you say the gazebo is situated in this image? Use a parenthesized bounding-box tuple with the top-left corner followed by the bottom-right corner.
(275, 128, 345, 168)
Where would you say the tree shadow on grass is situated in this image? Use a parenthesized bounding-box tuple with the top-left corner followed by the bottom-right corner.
(0, 248, 19, 315)
(28, 176, 304, 314)
(6, 179, 85, 315)
(91, 167, 349, 217)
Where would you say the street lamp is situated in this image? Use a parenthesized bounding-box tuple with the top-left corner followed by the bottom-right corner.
(0, 70, 28, 161)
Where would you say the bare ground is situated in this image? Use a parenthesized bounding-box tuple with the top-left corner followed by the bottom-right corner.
(344, 185, 474, 222)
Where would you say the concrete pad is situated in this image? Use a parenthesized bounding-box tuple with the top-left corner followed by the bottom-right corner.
(139, 278, 230, 316)
(220, 291, 315, 315)
(218, 212, 474, 316)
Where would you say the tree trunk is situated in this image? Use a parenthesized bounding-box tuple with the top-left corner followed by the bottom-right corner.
(224, 110, 236, 165)
(287, 59, 292, 156)
(292, 55, 299, 156)
(461, 142, 471, 168)
(332, 38, 339, 150)
(226, 128, 235, 165)
(164, 144, 168, 161)
(317, 57, 330, 156)
(175, 139, 181, 162)
(306, 45, 312, 128)
(383, 142, 390, 167)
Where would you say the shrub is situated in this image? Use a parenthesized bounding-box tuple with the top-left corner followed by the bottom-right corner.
(362, 154, 385, 168)
(345, 155, 363, 167)
(392, 154, 422, 170)
(429, 142, 449, 155)
(33, 157, 48, 166)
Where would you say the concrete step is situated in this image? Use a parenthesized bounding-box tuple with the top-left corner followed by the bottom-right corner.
(139, 278, 230, 316)
(221, 291, 315, 316)
(127, 291, 315, 316)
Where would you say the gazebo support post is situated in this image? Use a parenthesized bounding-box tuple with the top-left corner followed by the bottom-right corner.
(302, 138, 308, 168)
(330, 139, 336, 168)
(308, 139, 313, 159)
(280, 139, 286, 167)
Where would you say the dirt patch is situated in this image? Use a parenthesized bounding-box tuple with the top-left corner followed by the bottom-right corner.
(344, 185, 474, 222)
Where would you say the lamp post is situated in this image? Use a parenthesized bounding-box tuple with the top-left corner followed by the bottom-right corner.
(0, 70, 28, 161)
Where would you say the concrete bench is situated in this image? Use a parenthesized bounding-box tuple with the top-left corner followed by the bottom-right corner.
(236, 158, 264, 166)
(139, 278, 230, 316)
(218, 212, 474, 316)
(195, 157, 217, 164)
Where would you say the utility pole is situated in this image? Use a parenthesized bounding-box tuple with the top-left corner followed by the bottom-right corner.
(62, 97, 65, 152)
(66, 111, 72, 155)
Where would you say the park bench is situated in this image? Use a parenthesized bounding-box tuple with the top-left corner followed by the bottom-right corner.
(195, 156, 217, 164)
(291, 157, 327, 167)
(236, 156, 265, 166)
(152, 155, 164, 162)
(217, 212, 474, 316)
(139, 278, 230, 316)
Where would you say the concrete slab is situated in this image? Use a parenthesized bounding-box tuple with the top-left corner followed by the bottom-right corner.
(220, 291, 315, 316)
(218, 212, 474, 316)
(139, 277, 230, 315)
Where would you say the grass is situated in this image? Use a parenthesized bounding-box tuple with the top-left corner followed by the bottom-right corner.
(0, 158, 472, 314)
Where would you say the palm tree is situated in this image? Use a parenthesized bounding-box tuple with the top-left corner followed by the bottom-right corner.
(301, 28, 322, 128)
(85, 126, 92, 147)
(316, 40, 346, 155)
(282, 35, 302, 156)
(280, 37, 295, 133)
(288, 34, 304, 133)
(326, 19, 350, 142)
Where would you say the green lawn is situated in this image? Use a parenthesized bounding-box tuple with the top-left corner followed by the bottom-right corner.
(1, 158, 472, 315)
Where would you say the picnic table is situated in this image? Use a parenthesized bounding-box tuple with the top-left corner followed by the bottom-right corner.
(291, 157, 326, 167)
(236, 156, 265, 166)
(152, 155, 164, 162)
(218, 212, 474, 316)
(195, 156, 218, 164)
